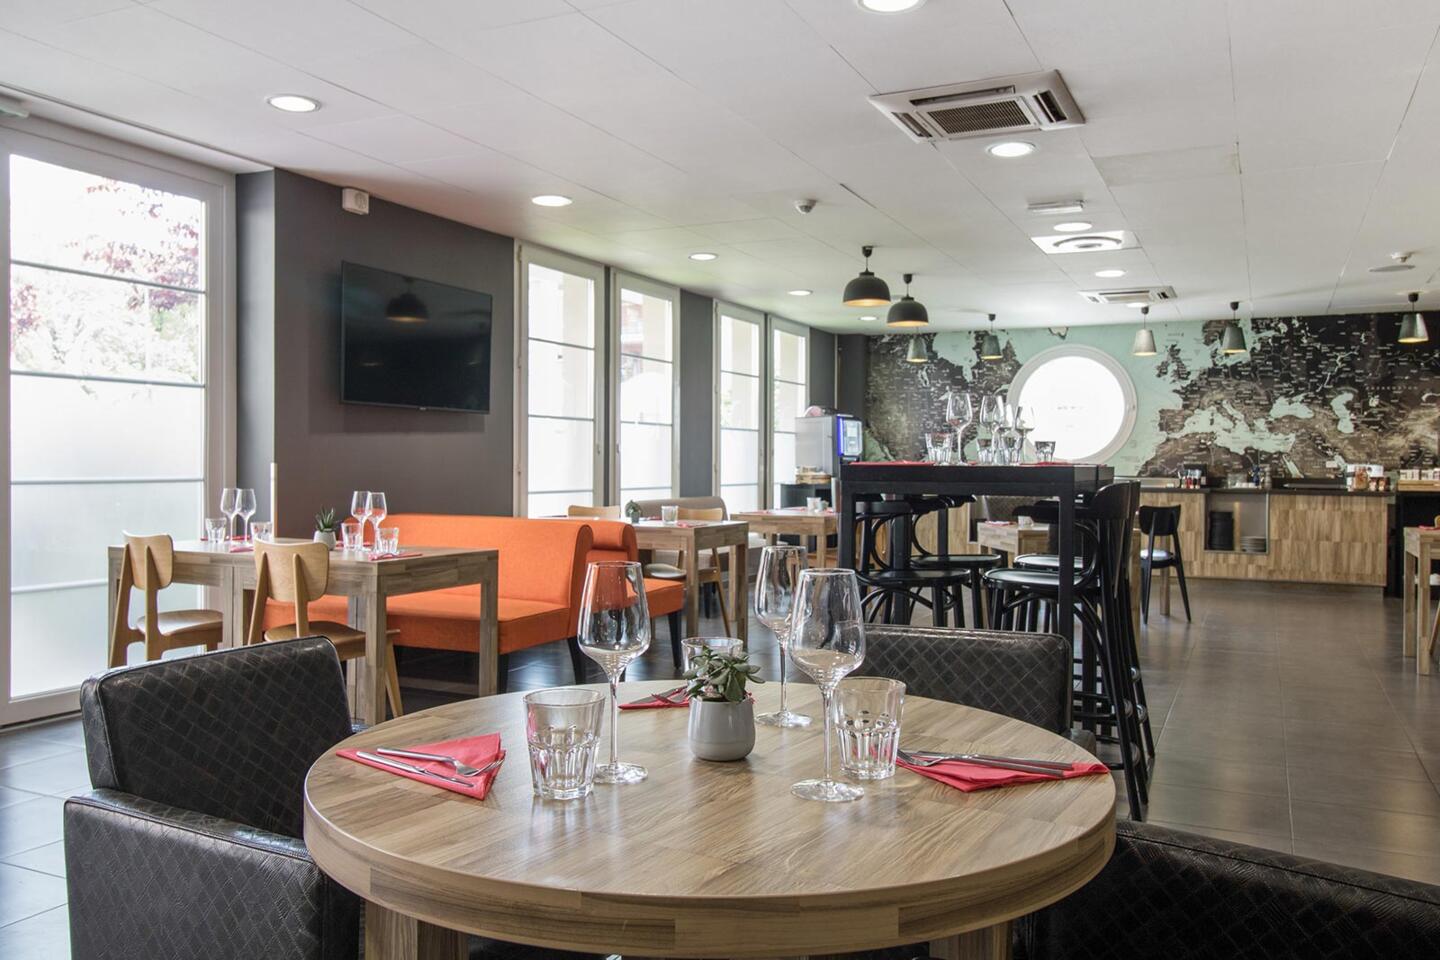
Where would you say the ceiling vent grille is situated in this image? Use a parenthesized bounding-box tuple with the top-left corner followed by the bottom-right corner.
(870, 71, 1084, 143)
(1079, 287, 1177, 306)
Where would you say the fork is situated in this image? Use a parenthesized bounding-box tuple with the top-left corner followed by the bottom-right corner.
(897, 750, 1065, 778)
(377, 747, 482, 777)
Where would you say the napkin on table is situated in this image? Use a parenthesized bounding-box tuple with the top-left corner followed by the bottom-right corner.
(898, 756, 1108, 793)
(620, 689, 689, 710)
(339, 733, 504, 800)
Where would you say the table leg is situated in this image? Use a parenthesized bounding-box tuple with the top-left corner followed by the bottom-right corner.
(478, 559, 499, 696)
(356, 589, 388, 724)
(217, 567, 236, 647)
(1161, 566, 1171, 617)
(816, 526, 829, 567)
(730, 540, 748, 648)
(839, 489, 857, 569)
(365, 902, 465, 960)
(1421, 543, 1434, 677)
(1404, 549, 1418, 657)
(345, 596, 362, 716)
(930, 921, 1013, 960)
(1057, 494, 1076, 642)
(683, 562, 701, 640)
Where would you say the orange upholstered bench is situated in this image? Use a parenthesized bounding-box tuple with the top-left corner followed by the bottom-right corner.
(287, 514, 592, 691)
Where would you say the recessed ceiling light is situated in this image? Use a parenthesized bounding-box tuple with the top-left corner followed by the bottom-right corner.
(857, 0, 926, 12)
(531, 194, 573, 207)
(1124, 302, 1147, 309)
(689, 252, 718, 262)
(266, 94, 319, 113)
(1095, 268, 1127, 279)
(1027, 200, 1085, 216)
(986, 140, 1036, 159)
(860, 315, 878, 322)
(1054, 221, 1093, 233)
(788, 289, 812, 297)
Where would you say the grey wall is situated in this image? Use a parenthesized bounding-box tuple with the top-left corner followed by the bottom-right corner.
(236, 172, 276, 507)
(239, 170, 516, 534)
(808, 327, 836, 409)
(678, 290, 715, 496)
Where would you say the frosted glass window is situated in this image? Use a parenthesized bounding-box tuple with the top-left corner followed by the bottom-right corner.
(618, 284, 677, 504)
(1015, 352, 1134, 462)
(717, 310, 762, 515)
(8, 153, 210, 702)
(527, 264, 595, 347)
(770, 326, 807, 505)
(528, 342, 595, 419)
(526, 258, 600, 514)
(527, 418, 596, 494)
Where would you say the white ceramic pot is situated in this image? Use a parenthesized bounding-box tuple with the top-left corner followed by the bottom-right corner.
(313, 530, 337, 548)
(687, 698, 755, 761)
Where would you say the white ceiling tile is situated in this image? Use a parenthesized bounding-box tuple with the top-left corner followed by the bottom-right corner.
(304, 114, 483, 163)
(348, 0, 573, 37)
(149, 0, 411, 64)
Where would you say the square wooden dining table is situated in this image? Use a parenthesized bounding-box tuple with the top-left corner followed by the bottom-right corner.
(1403, 526, 1440, 674)
(106, 540, 500, 722)
(731, 508, 837, 566)
(632, 520, 749, 645)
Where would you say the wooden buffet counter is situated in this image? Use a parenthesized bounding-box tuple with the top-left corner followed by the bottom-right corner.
(1138, 488, 1387, 587)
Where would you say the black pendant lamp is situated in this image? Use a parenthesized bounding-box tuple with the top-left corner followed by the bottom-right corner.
(1399, 292, 1430, 343)
(979, 314, 1003, 360)
(1221, 300, 1247, 354)
(906, 336, 928, 363)
(1132, 305, 1156, 356)
(843, 245, 891, 307)
(886, 273, 928, 327)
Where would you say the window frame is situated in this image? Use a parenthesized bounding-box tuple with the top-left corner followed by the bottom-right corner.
(1008, 343, 1138, 464)
(515, 243, 606, 516)
(767, 315, 810, 509)
(610, 271, 680, 505)
(0, 119, 234, 724)
(712, 301, 766, 514)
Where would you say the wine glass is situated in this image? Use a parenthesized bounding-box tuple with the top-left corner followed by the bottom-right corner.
(945, 391, 974, 463)
(366, 491, 388, 551)
(219, 488, 239, 541)
(577, 561, 651, 784)
(236, 489, 257, 544)
(351, 490, 371, 547)
(754, 545, 811, 728)
(1014, 405, 1034, 462)
(788, 568, 866, 803)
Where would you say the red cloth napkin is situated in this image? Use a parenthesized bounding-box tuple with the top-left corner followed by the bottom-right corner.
(364, 550, 423, 561)
(227, 545, 253, 553)
(898, 756, 1108, 792)
(338, 733, 504, 800)
(852, 460, 931, 466)
(620, 688, 689, 709)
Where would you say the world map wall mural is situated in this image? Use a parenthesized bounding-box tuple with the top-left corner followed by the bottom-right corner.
(864, 314, 1440, 476)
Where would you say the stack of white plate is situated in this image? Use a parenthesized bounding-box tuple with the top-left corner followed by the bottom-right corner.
(1240, 535, 1267, 554)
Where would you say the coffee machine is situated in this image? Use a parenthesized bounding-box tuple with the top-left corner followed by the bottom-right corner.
(794, 411, 863, 479)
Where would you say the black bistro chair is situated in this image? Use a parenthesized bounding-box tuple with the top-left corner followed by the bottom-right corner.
(1138, 504, 1192, 623)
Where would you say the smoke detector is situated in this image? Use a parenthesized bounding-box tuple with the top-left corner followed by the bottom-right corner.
(1079, 287, 1177, 306)
(869, 70, 1084, 143)
(1031, 230, 1136, 254)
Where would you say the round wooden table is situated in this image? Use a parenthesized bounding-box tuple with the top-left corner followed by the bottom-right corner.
(305, 681, 1116, 960)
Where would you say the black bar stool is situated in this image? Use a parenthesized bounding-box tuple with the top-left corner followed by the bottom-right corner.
(1138, 504, 1192, 623)
(854, 498, 995, 628)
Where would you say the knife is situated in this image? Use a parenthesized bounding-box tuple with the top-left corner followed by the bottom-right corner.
(356, 750, 475, 787)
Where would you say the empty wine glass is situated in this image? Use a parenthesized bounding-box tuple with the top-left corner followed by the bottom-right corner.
(1014, 405, 1034, 462)
(577, 561, 651, 785)
(788, 568, 866, 803)
(219, 488, 239, 541)
(351, 489, 371, 528)
(945, 391, 974, 463)
(366, 491, 388, 551)
(754, 545, 811, 728)
(236, 489, 257, 544)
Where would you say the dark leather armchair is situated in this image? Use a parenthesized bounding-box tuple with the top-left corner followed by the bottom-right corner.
(65, 637, 361, 960)
(1020, 820, 1440, 959)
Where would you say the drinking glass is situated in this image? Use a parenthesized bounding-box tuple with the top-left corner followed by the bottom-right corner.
(220, 488, 239, 541)
(524, 688, 606, 800)
(946, 391, 974, 463)
(577, 561, 651, 784)
(236, 489, 257, 544)
(681, 636, 741, 673)
(835, 677, 904, 780)
(975, 432, 993, 465)
(660, 504, 679, 524)
(806, 496, 824, 513)
(351, 490, 371, 543)
(366, 491, 388, 544)
(340, 520, 363, 553)
(204, 517, 227, 546)
(1034, 440, 1057, 461)
(788, 568, 866, 802)
(754, 545, 811, 728)
(925, 431, 953, 464)
(375, 527, 400, 557)
(249, 520, 273, 543)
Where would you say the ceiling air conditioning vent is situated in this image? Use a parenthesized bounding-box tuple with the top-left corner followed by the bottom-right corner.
(1079, 287, 1177, 306)
(870, 70, 1084, 143)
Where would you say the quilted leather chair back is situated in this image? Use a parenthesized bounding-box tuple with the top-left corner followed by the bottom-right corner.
(80, 637, 353, 839)
(861, 624, 1070, 732)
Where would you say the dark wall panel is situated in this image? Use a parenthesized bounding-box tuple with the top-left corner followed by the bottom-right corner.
(679, 290, 714, 496)
(836, 334, 868, 419)
(808, 328, 836, 409)
(236, 172, 276, 516)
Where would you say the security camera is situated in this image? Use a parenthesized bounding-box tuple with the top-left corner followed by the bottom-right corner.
(794, 198, 817, 215)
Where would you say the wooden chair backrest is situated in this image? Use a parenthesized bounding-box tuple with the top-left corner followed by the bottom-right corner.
(249, 541, 332, 645)
(568, 504, 621, 519)
(677, 507, 725, 522)
(124, 533, 174, 591)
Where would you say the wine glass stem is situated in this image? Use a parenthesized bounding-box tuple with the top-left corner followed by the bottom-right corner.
(608, 675, 620, 766)
(820, 685, 834, 783)
(778, 646, 789, 714)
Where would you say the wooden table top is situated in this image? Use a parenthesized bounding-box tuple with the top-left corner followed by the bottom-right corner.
(305, 680, 1115, 957)
(631, 519, 749, 548)
(1404, 526, 1440, 554)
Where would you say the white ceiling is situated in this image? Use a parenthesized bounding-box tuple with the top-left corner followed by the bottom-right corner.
(3, 0, 1440, 332)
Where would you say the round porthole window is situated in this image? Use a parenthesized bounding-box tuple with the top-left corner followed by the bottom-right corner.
(1010, 345, 1137, 463)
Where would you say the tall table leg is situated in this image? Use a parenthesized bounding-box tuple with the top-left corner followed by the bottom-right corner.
(683, 541, 701, 639)
(478, 558, 499, 696)
(1057, 493, 1076, 642)
(730, 540, 749, 648)
(357, 589, 388, 724)
(930, 921, 1013, 960)
(1404, 547, 1418, 657)
(365, 903, 465, 960)
(839, 489, 857, 569)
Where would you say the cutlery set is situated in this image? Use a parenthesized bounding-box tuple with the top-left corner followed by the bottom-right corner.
(897, 749, 1072, 778)
(360, 748, 504, 787)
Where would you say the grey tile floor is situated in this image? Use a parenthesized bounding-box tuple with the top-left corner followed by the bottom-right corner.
(3, 578, 1439, 956)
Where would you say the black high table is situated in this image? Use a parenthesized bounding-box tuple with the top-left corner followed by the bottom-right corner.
(838, 462, 1116, 641)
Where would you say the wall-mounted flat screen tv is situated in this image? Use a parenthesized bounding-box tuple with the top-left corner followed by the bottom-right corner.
(340, 261, 492, 413)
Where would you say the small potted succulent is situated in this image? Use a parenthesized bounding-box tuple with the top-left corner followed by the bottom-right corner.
(313, 508, 339, 548)
(684, 648, 764, 761)
(624, 500, 642, 523)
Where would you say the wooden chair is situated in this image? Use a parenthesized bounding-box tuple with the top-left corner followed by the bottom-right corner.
(109, 534, 223, 667)
(567, 504, 621, 519)
(645, 507, 732, 634)
(246, 540, 404, 717)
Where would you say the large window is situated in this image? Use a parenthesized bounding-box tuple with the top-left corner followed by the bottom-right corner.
(520, 249, 603, 517)
(715, 304, 763, 514)
(1012, 344, 1137, 463)
(770, 320, 808, 506)
(615, 276, 677, 504)
(3, 132, 225, 723)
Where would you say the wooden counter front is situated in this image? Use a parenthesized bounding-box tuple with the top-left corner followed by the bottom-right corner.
(1139, 491, 1386, 587)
